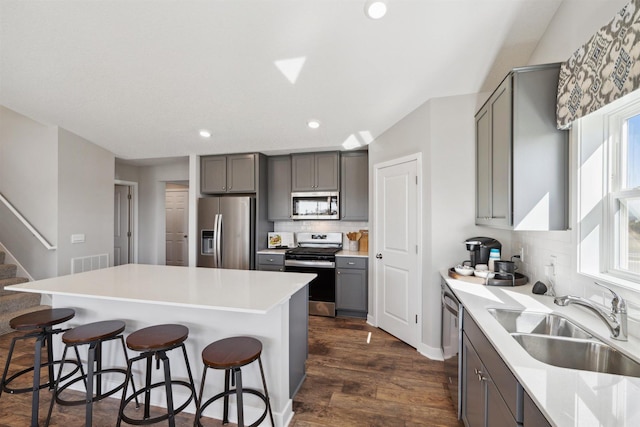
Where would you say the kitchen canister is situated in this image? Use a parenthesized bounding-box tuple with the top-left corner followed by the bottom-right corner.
(488, 248, 500, 271)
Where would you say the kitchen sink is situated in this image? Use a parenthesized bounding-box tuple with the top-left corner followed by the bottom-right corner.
(511, 333, 640, 378)
(487, 308, 593, 339)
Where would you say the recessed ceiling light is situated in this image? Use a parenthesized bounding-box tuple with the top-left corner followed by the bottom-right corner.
(307, 120, 321, 129)
(199, 129, 212, 138)
(365, 0, 387, 19)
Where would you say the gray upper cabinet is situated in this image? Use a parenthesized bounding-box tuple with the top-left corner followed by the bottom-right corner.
(201, 154, 256, 194)
(340, 151, 368, 221)
(475, 63, 568, 230)
(267, 155, 292, 220)
(291, 152, 339, 191)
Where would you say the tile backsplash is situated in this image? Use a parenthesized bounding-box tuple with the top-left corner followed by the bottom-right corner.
(274, 220, 369, 247)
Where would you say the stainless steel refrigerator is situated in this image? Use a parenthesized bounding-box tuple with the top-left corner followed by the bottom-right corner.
(197, 196, 256, 270)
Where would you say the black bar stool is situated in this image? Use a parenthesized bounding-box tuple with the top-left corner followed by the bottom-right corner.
(45, 320, 137, 426)
(0, 308, 80, 427)
(117, 324, 197, 427)
(194, 336, 274, 427)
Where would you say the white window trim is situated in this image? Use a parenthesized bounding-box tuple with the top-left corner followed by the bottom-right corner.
(576, 89, 640, 291)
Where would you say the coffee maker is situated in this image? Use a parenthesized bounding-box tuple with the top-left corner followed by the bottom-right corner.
(465, 237, 501, 267)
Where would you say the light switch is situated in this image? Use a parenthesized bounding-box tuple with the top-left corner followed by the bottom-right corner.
(71, 234, 85, 244)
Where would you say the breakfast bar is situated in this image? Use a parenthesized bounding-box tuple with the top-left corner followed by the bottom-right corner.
(6, 264, 315, 427)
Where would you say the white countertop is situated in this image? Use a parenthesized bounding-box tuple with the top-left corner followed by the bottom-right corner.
(442, 270, 640, 427)
(6, 264, 316, 314)
(257, 248, 368, 258)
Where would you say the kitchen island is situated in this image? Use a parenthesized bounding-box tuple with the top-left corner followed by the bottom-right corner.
(6, 264, 315, 427)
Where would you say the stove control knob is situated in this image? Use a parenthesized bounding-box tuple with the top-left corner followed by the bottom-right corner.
(376, 253, 383, 259)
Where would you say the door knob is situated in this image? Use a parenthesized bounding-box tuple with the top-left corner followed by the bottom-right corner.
(376, 253, 383, 259)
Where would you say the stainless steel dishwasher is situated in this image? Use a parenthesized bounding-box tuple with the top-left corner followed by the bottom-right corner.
(441, 280, 462, 419)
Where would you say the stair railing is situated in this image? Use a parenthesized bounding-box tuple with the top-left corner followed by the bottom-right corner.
(0, 192, 57, 250)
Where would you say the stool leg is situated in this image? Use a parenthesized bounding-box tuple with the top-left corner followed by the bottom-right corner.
(140, 354, 151, 419)
(194, 366, 208, 427)
(0, 335, 20, 398)
(30, 333, 45, 427)
(116, 357, 133, 427)
(84, 342, 97, 427)
(159, 351, 176, 427)
(258, 357, 275, 427)
(234, 367, 244, 427)
(180, 343, 197, 408)
(45, 344, 70, 427)
(44, 328, 56, 390)
(222, 369, 230, 424)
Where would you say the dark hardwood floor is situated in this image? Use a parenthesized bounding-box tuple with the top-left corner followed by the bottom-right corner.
(0, 316, 461, 426)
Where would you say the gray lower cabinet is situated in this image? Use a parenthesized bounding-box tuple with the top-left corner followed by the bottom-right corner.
(267, 155, 292, 220)
(462, 311, 552, 427)
(257, 254, 285, 272)
(523, 392, 551, 427)
(475, 63, 568, 230)
(462, 313, 519, 427)
(335, 257, 367, 318)
(340, 151, 368, 221)
(291, 152, 339, 191)
(201, 153, 256, 194)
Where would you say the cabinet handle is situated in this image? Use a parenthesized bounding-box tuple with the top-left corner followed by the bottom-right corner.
(269, 258, 274, 262)
(376, 253, 383, 259)
(337, 271, 341, 275)
(348, 262, 355, 265)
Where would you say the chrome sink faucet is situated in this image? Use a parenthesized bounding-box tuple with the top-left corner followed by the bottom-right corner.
(554, 282, 628, 341)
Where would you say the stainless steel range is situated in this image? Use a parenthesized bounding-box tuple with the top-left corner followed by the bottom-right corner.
(285, 232, 342, 317)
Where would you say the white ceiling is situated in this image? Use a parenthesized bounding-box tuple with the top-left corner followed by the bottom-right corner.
(0, 0, 564, 161)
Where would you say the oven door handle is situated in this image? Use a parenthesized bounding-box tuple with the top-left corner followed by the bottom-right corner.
(285, 260, 336, 269)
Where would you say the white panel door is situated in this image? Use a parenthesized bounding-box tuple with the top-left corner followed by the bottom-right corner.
(165, 188, 189, 266)
(375, 158, 419, 347)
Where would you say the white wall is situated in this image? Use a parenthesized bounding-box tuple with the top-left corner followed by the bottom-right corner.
(0, 106, 117, 279)
(57, 129, 115, 276)
(0, 106, 58, 278)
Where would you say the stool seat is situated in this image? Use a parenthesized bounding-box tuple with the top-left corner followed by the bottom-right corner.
(46, 319, 135, 427)
(62, 320, 125, 344)
(10, 308, 75, 331)
(195, 336, 273, 427)
(117, 324, 196, 427)
(126, 324, 188, 351)
(202, 336, 262, 369)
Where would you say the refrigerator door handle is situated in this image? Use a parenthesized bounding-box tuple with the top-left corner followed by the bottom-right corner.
(215, 213, 223, 268)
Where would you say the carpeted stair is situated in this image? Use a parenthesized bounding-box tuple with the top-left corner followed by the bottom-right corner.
(0, 250, 47, 335)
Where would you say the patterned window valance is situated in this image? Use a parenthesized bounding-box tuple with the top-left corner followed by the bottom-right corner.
(557, 0, 640, 129)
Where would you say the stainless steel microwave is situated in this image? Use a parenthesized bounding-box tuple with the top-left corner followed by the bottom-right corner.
(291, 192, 339, 220)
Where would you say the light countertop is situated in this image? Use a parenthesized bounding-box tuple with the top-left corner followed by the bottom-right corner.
(257, 249, 368, 258)
(442, 270, 640, 426)
(6, 264, 316, 314)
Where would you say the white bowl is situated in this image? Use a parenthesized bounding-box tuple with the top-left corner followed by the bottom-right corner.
(475, 264, 489, 271)
(474, 270, 495, 279)
(454, 266, 475, 276)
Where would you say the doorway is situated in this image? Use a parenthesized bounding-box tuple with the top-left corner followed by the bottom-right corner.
(114, 182, 137, 266)
(165, 183, 189, 266)
(373, 154, 422, 347)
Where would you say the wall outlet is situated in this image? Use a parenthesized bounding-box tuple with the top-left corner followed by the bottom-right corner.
(519, 247, 525, 263)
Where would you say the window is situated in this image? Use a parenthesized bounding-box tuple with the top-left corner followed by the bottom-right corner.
(607, 103, 640, 281)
